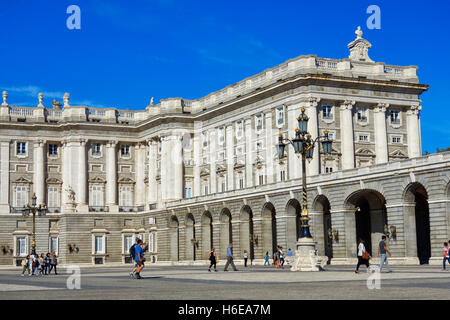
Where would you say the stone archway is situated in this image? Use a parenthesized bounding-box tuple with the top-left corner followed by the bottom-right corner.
(185, 213, 196, 261)
(240, 205, 254, 260)
(404, 182, 431, 264)
(169, 215, 179, 261)
(219, 208, 232, 259)
(312, 195, 332, 262)
(201, 211, 213, 260)
(262, 202, 277, 257)
(286, 198, 301, 252)
(345, 189, 387, 256)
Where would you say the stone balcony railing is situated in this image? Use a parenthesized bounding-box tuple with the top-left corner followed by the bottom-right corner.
(0, 54, 421, 125)
(165, 152, 450, 210)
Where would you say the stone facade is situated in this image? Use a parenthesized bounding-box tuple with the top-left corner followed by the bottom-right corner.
(0, 28, 448, 266)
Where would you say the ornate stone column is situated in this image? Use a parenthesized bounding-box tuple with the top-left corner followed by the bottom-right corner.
(161, 135, 183, 201)
(193, 123, 201, 197)
(105, 140, 118, 212)
(135, 142, 146, 206)
(33, 140, 46, 205)
(406, 104, 422, 158)
(0, 139, 10, 211)
(226, 125, 234, 191)
(61, 140, 70, 206)
(244, 118, 253, 187)
(339, 100, 356, 170)
(147, 139, 158, 204)
(264, 111, 274, 184)
(77, 139, 88, 211)
(209, 129, 217, 194)
(373, 103, 389, 164)
(304, 97, 320, 176)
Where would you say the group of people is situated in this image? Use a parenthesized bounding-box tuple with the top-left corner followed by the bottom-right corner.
(355, 235, 392, 273)
(21, 252, 58, 276)
(265, 246, 292, 269)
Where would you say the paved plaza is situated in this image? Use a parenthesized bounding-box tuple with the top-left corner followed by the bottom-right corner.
(0, 264, 449, 300)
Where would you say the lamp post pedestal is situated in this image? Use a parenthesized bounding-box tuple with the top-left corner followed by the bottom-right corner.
(290, 237, 328, 272)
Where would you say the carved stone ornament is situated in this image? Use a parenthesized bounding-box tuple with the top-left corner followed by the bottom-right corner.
(347, 26, 374, 63)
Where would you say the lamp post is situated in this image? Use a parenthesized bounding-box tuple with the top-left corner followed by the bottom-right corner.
(277, 107, 333, 271)
(22, 193, 48, 255)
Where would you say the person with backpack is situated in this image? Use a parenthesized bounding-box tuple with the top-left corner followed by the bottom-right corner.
(134, 239, 145, 279)
(208, 247, 218, 272)
(129, 238, 138, 278)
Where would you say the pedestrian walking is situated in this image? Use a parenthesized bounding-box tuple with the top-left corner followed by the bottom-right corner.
(31, 254, 39, 276)
(355, 239, 370, 273)
(264, 251, 270, 266)
(442, 242, 449, 271)
(44, 253, 50, 275)
(243, 250, 248, 268)
(223, 243, 238, 271)
(273, 250, 279, 268)
(134, 239, 145, 279)
(49, 253, 58, 275)
(378, 235, 392, 273)
(129, 237, 139, 278)
(21, 255, 31, 276)
(287, 248, 293, 257)
(208, 248, 218, 272)
(279, 247, 285, 269)
(38, 253, 45, 276)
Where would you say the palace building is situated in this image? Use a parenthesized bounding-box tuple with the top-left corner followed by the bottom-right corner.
(0, 27, 448, 266)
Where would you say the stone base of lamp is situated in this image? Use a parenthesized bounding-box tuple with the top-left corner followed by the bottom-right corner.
(290, 237, 328, 272)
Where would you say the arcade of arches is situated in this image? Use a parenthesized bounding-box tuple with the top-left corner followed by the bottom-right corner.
(163, 181, 449, 265)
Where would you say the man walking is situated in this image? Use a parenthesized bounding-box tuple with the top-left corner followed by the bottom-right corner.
(223, 243, 238, 272)
(134, 239, 145, 279)
(442, 242, 449, 271)
(129, 237, 139, 278)
(378, 235, 392, 273)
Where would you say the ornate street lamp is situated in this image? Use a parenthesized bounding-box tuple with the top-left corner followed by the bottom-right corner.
(277, 107, 333, 271)
(21, 193, 48, 255)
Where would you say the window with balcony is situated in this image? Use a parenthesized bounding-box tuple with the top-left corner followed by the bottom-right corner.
(184, 187, 192, 199)
(89, 185, 104, 208)
(277, 107, 285, 126)
(322, 105, 333, 119)
(121, 145, 130, 157)
(14, 186, 28, 207)
(119, 186, 133, 207)
(390, 110, 400, 124)
(47, 186, 60, 211)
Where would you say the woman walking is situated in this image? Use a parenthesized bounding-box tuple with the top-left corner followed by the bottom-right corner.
(264, 251, 270, 266)
(208, 248, 218, 272)
(38, 253, 45, 276)
(355, 239, 370, 273)
(243, 250, 248, 268)
(21, 255, 31, 276)
(49, 252, 58, 275)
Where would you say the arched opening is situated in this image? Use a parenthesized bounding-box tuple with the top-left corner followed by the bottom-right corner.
(312, 195, 332, 263)
(404, 183, 431, 264)
(240, 205, 254, 260)
(201, 211, 213, 260)
(262, 203, 277, 256)
(185, 213, 196, 261)
(219, 208, 232, 259)
(169, 216, 179, 261)
(286, 198, 301, 252)
(345, 189, 387, 256)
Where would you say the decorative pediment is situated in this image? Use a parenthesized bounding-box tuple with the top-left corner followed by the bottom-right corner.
(46, 177, 62, 184)
(390, 149, 408, 158)
(216, 165, 226, 175)
(13, 177, 32, 184)
(88, 176, 106, 184)
(347, 26, 373, 63)
(355, 148, 375, 157)
(118, 177, 135, 184)
(200, 168, 210, 177)
(253, 155, 265, 169)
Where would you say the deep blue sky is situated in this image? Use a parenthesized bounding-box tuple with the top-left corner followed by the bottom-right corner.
(1, 0, 449, 152)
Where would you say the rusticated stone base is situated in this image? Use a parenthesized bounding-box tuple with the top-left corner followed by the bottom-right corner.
(290, 237, 328, 272)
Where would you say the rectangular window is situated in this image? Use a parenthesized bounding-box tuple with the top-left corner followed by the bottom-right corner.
(357, 107, 367, 122)
(47, 186, 59, 208)
(95, 236, 105, 254)
(236, 121, 243, 138)
(119, 186, 133, 206)
(325, 166, 333, 173)
(48, 144, 58, 156)
(121, 145, 130, 157)
(149, 233, 155, 253)
(204, 185, 209, 195)
(322, 105, 332, 119)
(184, 187, 192, 199)
(280, 170, 286, 181)
(221, 182, 226, 192)
(202, 132, 208, 148)
(92, 143, 101, 156)
(277, 107, 284, 125)
(124, 235, 133, 253)
(89, 185, 104, 206)
(259, 175, 264, 185)
(392, 136, 402, 144)
(219, 127, 225, 144)
(255, 115, 263, 131)
(49, 237, 58, 255)
(358, 134, 369, 142)
(17, 237, 27, 256)
(16, 142, 26, 155)
(14, 186, 28, 207)
(390, 110, 400, 124)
